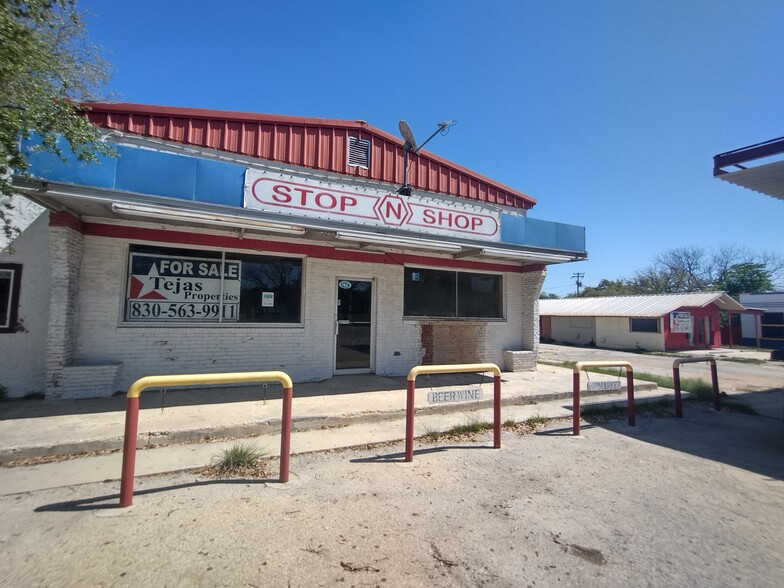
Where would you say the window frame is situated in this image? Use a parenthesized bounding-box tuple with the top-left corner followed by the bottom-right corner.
(122, 244, 305, 327)
(0, 263, 23, 334)
(403, 266, 505, 320)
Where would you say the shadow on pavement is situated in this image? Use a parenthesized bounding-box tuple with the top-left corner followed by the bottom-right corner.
(350, 444, 493, 464)
(33, 477, 277, 512)
(0, 373, 490, 421)
(583, 392, 784, 482)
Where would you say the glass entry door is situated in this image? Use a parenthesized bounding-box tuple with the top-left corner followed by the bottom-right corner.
(335, 279, 373, 372)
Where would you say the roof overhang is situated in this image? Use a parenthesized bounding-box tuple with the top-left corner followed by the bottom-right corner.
(713, 136, 784, 201)
(539, 292, 748, 317)
(12, 177, 584, 265)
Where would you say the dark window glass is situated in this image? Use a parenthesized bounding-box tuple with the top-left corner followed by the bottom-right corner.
(234, 253, 302, 323)
(458, 272, 502, 318)
(0, 270, 12, 329)
(404, 268, 455, 317)
(762, 312, 783, 325)
(404, 267, 502, 319)
(761, 325, 784, 339)
(630, 317, 659, 333)
(0, 264, 22, 333)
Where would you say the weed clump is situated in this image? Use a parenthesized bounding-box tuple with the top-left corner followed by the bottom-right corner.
(203, 443, 270, 479)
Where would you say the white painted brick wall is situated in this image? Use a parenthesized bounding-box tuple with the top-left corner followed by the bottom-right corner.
(60, 364, 122, 399)
(521, 269, 546, 353)
(46, 221, 84, 397)
(64, 229, 538, 395)
(0, 212, 50, 397)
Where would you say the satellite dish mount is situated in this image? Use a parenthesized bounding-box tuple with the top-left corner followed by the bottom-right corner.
(397, 119, 456, 195)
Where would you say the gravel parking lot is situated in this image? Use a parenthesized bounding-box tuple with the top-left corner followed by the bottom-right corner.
(1, 400, 782, 587)
(538, 343, 784, 394)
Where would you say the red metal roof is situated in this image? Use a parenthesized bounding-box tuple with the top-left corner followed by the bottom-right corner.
(81, 102, 536, 210)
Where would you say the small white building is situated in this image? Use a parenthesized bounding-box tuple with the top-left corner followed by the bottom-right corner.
(539, 293, 747, 352)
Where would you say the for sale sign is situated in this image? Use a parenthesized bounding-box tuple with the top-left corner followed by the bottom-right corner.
(126, 253, 241, 322)
(670, 312, 692, 334)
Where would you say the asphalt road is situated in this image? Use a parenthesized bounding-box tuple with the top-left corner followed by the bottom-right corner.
(1, 403, 782, 587)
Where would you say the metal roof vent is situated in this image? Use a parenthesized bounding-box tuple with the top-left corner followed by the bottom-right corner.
(347, 136, 370, 169)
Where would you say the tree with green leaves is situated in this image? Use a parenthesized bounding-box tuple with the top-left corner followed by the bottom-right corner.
(1, 0, 111, 243)
(577, 244, 781, 299)
(713, 262, 773, 298)
(577, 278, 639, 298)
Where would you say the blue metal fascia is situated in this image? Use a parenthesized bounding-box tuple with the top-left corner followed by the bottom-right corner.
(500, 213, 586, 254)
(21, 137, 244, 207)
(21, 137, 586, 254)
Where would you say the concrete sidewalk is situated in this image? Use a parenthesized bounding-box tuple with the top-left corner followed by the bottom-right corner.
(0, 364, 678, 495)
(0, 365, 661, 462)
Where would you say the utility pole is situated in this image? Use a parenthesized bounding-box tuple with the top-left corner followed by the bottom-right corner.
(571, 272, 584, 296)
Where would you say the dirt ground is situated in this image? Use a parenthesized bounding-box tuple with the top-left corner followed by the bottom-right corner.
(1, 400, 782, 587)
(538, 343, 784, 394)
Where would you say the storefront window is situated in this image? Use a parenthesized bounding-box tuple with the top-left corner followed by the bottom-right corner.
(404, 267, 502, 319)
(125, 245, 301, 324)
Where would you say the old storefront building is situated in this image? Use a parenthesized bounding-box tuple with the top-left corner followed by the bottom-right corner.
(2, 103, 586, 398)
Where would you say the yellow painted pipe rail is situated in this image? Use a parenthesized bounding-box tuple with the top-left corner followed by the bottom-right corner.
(672, 357, 720, 416)
(120, 370, 294, 507)
(572, 361, 635, 435)
(406, 363, 502, 461)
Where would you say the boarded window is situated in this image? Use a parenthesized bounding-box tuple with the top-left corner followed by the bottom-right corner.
(569, 317, 594, 329)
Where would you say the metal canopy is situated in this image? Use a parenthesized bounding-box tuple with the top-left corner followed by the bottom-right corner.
(539, 293, 747, 318)
(714, 160, 784, 201)
(713, 136, 784, 201)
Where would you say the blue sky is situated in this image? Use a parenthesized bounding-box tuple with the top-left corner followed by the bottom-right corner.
(79, 0, 784, 295)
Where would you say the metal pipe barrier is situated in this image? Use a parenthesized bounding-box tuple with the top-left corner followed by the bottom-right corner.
(119, 370, 294, 508)
(573, 361, 635, 435)
(672, 357, 720, 417)
(405, 363, 501, 462)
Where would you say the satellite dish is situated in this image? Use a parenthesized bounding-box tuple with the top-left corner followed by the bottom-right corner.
(398, 120, 418, 152)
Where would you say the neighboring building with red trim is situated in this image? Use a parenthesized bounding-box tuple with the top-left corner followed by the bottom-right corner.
(1, 103, 586, 399)
(540, 293, 748, 352)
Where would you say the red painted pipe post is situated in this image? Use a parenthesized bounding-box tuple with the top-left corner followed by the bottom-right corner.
(626, 369, 636, 427)
(279, 386, 293, 483)
(405, 379, 416, 462)
(493, 374, 501, 449)
(710, 362, 721, 411)
(673, 367, 683, 417)
(572, 371, 581, 436)
(119, 396, 140, 508)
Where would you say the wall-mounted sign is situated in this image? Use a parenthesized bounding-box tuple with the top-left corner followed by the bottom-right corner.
(126, 253, 241, 322)
(244, 169, 500, 242)
(587, 380, 622, 392)
(427, 388, 483, 403)
(670, 312, 692, 334)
